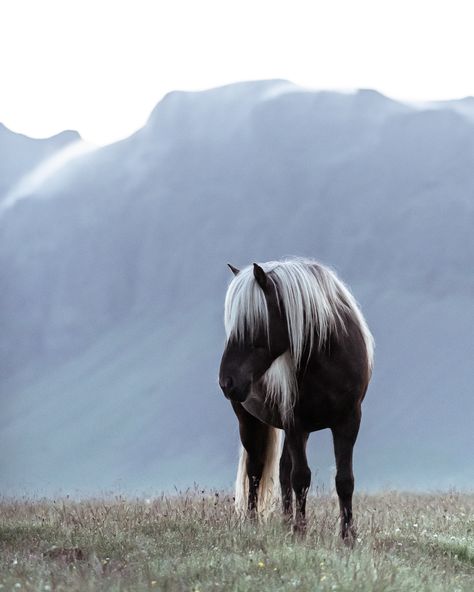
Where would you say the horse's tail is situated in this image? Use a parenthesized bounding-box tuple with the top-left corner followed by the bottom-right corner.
(235, 426, 283, 518)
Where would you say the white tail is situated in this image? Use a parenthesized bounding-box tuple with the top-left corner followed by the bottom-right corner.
(235, 427, 283, 518)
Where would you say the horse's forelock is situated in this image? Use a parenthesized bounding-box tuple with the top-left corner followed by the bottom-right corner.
(224, 267, 270, 344)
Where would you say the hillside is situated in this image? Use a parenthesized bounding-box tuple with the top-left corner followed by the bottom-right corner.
(0, 80, 473, 494)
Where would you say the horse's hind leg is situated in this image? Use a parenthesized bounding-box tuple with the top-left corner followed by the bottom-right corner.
(279, 436, 293, 520)
(331, 414, 360, 544)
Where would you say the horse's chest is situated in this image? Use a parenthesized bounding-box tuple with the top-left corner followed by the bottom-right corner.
(242, 388, 284, 429)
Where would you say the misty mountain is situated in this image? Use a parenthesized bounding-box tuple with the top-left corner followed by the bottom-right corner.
(1, 80, 473, 495)
(0, 123, 80, 204)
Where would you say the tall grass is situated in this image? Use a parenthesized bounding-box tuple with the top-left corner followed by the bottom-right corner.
(1, 491, 473, 591)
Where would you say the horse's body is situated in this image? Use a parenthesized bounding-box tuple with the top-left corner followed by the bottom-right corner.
(219, 258, 373, 540)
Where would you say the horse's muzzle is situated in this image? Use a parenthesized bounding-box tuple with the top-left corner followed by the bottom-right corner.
(219, 376, 250, 402)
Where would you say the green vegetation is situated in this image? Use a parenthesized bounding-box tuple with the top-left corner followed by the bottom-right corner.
(1, 492, 473, 591)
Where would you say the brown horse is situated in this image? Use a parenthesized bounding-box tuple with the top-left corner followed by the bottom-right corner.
(219, 258, 373, 540)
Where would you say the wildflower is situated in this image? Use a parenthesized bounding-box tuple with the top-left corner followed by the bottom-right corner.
(151, 581, 157, 587)
(258, 561, 265, 568)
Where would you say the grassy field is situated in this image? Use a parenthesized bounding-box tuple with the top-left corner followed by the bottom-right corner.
(0, 491, 473, 591)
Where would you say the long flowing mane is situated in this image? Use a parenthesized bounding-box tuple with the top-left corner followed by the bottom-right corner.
(224, 258, 374, 422)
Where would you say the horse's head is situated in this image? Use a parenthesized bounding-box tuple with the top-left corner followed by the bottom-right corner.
(219, 263, 290, 402)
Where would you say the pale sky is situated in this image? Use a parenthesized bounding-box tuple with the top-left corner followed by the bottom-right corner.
(1, 0, 474, 145)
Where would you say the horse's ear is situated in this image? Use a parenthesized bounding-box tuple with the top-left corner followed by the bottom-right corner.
(227, 263, 240, 276)
(253, 263, 268, 290)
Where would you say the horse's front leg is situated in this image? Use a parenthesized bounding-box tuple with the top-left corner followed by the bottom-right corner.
(233, 402, 269, 517)
(331, 414, 360, 544)
(285, 429, 310, 533)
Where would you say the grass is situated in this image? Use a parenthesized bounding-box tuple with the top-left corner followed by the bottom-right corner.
(0, 491, 473, 591)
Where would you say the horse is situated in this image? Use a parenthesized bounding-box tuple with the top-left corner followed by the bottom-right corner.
(218, 257, 374, 541)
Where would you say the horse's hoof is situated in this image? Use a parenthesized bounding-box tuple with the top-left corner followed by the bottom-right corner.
(292, 520, 307, 537)
(248, 509, 258, 523)
(341, 524, 356, 548)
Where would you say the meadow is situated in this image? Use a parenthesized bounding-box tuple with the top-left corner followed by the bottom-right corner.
(0, 491, 473, 591)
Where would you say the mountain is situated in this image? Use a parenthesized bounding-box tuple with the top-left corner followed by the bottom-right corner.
(1, 80, 473, 495)
(0, 123, 81, 205)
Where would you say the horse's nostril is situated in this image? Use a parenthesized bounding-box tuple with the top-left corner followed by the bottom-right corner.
(220, 376, 233, 391)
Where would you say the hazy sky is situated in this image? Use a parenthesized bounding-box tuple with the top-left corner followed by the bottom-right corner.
(1, 0, 474, 145)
